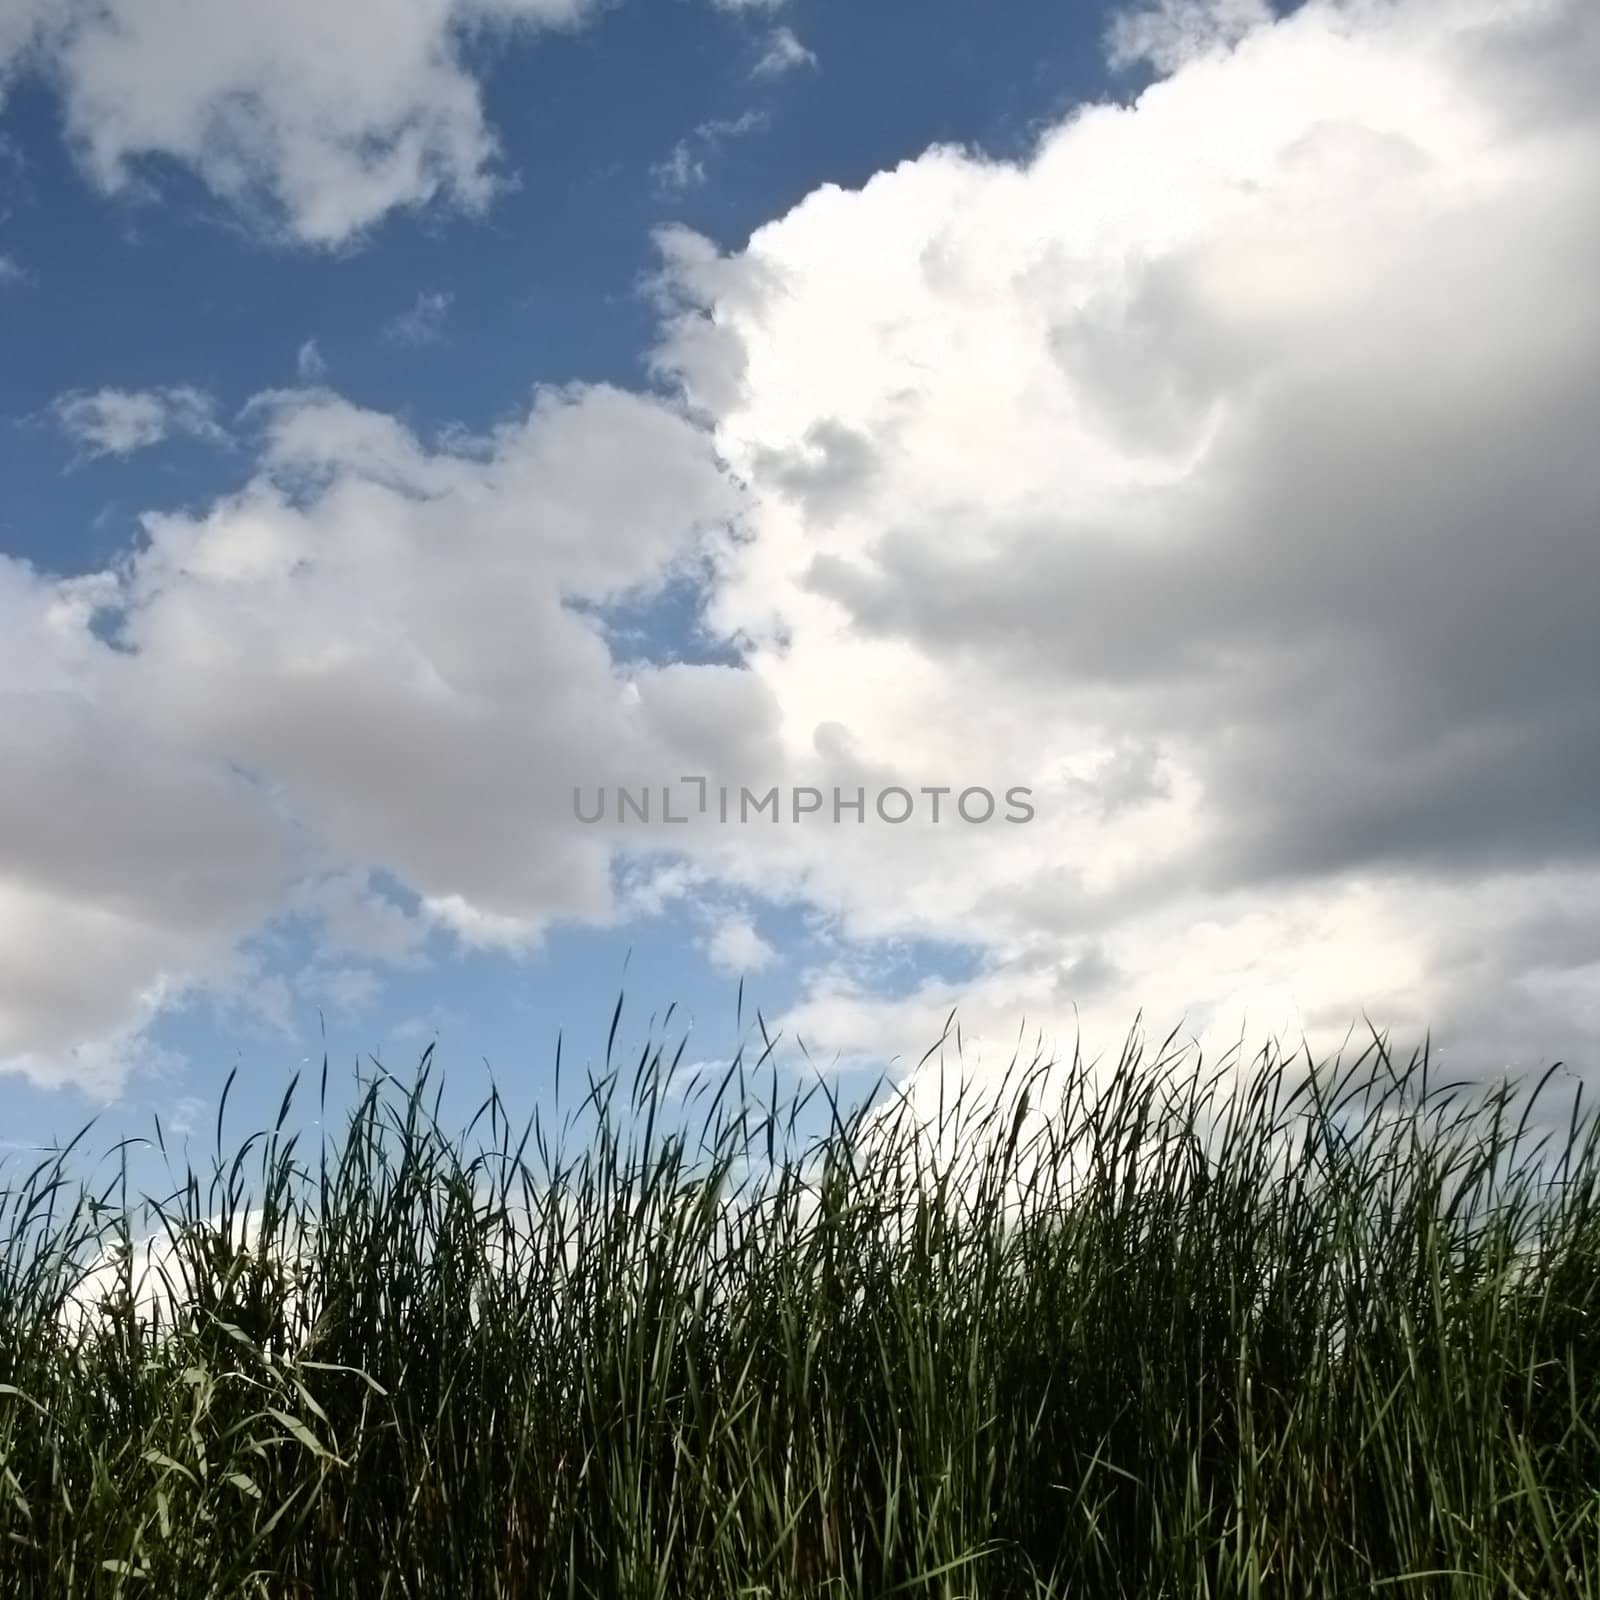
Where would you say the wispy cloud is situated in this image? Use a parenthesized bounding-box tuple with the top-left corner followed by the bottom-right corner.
(165, 1094, 206, 1139)
(652, 109, 769, 195)
(51, 386, 228, 459)
(382, 290, 453, 348)
(303, 965, 382, 1016)
(296, 338, 328, 383)
(653, 141, 707, 195)
(752, 25, 817, 78)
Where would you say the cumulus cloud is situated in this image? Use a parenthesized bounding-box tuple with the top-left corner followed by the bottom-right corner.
(52, 385, 228, 458)
(643, 0, 1600, 1083)
(6, 0, 1599, 1104)
(0, 563, 299, 1090)
(1, 383, 774, 1090)
(0, 0, 602, 247)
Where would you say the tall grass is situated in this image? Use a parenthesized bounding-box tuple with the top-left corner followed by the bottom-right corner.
(1, 1012, 1597, 1598)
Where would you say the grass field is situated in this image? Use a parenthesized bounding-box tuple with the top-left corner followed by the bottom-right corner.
(1, 1014, 1597, 1598)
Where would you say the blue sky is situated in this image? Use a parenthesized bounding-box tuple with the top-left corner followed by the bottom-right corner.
(3, 0, 1598, 1172)
(1, 2, 1107, 566)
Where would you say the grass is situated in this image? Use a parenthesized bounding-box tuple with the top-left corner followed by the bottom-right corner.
(1, 1008, 1597, 1598)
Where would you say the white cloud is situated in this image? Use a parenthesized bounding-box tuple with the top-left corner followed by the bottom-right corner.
(0, 253, 26, 285)
(705, 914, 778, 976)
(709, 0, 786, 11)
(1106, 0, 1275, 74)
(752, 25, 816, 78)
(1, 383, 769, 1090)
(52, 385, 228, 458)
(0, 0, 603, 247)
(643, 0, 1600, 1086)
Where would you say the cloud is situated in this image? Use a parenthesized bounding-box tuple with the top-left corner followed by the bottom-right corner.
(287, 871, 430, 966)
(382, 289, 453, 347)
(8, 0, 1600, 1105)
(653, 141, 707, 195)
(0, 0, 54, 80)
(642, 0, 1600, 1084)
(0, 564, 301, 1091)
(652, 109, 768, 196)
(164, 1093, 206, 1138)
(304, 964, 383, 1015)
(51, 386, 229, 458)
(708, 0, 786, 11)
(0, 0, 603, 247)
(705, 913, 778, 976)
(1, 383, 773, 1090)
(0, 253, 26, 285)
(752, 26, 817, 78)
(295, 338, 328, 382)
(1106, 0, 1276, 73)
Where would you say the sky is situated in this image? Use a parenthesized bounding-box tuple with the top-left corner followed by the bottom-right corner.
(1, 0, 1598, 1166)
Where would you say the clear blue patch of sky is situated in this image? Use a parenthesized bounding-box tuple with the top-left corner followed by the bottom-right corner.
(584, 565, 747, 668)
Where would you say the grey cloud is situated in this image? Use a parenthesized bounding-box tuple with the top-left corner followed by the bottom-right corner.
(2, 381, 784, 1086)
(632, 0, 1600, 1095)
(800, 203, 1600, 894)
(0, 686, 299, 1078)
(752, 419, 882, 525)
